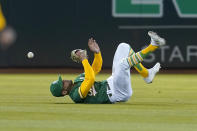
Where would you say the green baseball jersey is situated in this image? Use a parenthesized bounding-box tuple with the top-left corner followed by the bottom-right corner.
(69, 73, 112, 104)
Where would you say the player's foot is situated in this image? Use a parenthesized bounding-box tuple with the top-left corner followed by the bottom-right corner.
(148, 31, 166, 46)
(144, 62, 161, 84)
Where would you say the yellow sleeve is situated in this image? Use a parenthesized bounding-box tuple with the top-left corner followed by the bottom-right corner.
(91, 52, 103, 75)
(78, 59, 95, 98)
(0, 5, 6, 31)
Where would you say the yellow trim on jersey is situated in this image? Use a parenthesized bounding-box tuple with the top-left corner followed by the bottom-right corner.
(80, 59, 95, 98)
(0, 5, 6, 31)
(78, 87, 84, 99)
(92, 52, 102, 75)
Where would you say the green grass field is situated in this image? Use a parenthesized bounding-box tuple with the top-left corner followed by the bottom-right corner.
(0, 73, 197, 131)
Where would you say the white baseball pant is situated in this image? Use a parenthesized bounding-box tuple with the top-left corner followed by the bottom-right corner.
(107, 43, 132, 103)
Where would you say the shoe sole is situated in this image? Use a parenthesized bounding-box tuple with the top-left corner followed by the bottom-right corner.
(148, 31, 166, 46)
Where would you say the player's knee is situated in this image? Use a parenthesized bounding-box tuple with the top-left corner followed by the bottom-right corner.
(124, 90, 132, 101)
(128, 91, 132, 98)
(118, 43, 130, 49)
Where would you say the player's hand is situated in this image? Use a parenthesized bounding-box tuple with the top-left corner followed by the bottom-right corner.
(88, 38, 100, 53)
(76, 49, 87, 61)
(0, 26, 17, 49)
(71, 49, 88, 63)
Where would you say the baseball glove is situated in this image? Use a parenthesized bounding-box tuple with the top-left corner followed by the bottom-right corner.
(70, 49, 87, 63)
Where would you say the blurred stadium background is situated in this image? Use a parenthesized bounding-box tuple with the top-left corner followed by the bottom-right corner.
(0, 0, 197, 131)
(0, 0, 197, 69)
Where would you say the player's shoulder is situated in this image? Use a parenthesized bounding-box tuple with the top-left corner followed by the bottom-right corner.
(69, 84, 83, 103)
(74, 73, 85, 83)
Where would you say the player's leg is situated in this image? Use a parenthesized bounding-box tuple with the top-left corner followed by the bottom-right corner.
(111, 43, 129, 75)
(110, 42, 160, 102)
(135, 62, 161, 83)
(135, 63, 148, 77)
(126, 31, 165, 67)
(129, 47, 149, 78)
(107, 42, 132, 102)
(107, 31, 165, 102)
(126, 31, 165, 83)
(130, 46, 161, 84)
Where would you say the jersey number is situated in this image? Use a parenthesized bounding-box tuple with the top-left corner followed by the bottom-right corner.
(88, 86, 97, 96)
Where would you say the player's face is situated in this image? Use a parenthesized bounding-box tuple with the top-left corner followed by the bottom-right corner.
(61, 80, 73, 96)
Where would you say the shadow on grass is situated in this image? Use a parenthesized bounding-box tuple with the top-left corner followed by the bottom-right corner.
(53, 102, 75, 104)
(0, 101, 75, 105)
(2, 101, 196, 106)
(120, 102, 197, 106)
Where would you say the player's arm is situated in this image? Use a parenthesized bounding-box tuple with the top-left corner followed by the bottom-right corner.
(0, 5, 6, 31)
(88, 38, 103, 75)
(78, 59, 95, 98)
(76, 50, 95, 98)
(92, 52, 102, 75)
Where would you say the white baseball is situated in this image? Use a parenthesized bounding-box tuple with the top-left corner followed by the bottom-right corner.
(27, 52, 34, 59)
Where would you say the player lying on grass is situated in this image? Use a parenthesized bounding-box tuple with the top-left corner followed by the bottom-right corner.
(50, 31, 166, 104)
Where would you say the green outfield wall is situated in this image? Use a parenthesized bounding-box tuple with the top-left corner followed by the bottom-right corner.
(0, 0, 197, 68)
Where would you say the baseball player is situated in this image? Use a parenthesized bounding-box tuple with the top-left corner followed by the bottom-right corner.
(50, 31, 166, 104)
(0, 5, 6, 32)
(0, 3, 16, 49)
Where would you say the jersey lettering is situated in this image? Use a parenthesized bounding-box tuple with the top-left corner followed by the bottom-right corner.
(88, 85, 97, 96)
(113, 0, 197, 18)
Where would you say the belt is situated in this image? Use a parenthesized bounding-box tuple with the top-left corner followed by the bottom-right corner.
(107, 83, 112, 97)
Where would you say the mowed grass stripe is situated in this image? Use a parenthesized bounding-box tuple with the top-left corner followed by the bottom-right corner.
(0, 73, 197, 131)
